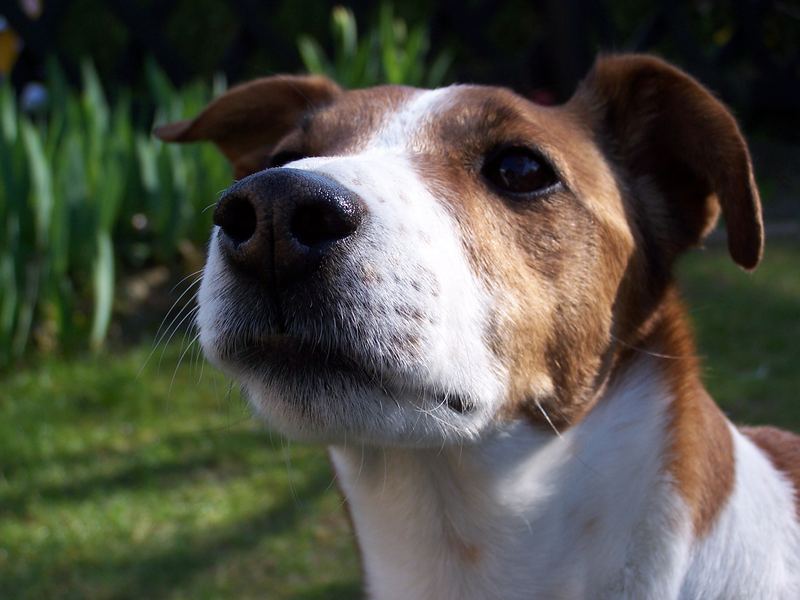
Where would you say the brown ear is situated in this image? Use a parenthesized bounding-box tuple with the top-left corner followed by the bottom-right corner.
(154, 75, 341, 179)
(571, 54, 763, 270)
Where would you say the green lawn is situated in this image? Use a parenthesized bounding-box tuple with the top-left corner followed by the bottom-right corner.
(679, 240, 800, 429)
(1, 241, 798, 599)
(0, 345, 361, 599)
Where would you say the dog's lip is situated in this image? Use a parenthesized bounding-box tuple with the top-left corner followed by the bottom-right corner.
(218, 332, 363, 372)
(213, 332, 474, 414)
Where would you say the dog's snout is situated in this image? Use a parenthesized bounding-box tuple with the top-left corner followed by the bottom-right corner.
(213, 168, 365, 282)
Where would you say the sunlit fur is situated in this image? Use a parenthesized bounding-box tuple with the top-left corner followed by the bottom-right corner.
(331, 360, 696, 599)
(199, 90, 507, 445)
(173, 57, 800, 599)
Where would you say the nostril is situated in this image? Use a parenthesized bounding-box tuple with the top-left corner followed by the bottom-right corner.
(290, 200, 361, 248)
(214, 194, 257, 246)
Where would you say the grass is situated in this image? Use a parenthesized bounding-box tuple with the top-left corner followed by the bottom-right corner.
(679, 239, 800, 429)
(0, 240, 797, 599)
(0, 344, 361, 599)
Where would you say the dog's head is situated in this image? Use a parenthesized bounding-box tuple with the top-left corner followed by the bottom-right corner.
(156, 55, 762, 445)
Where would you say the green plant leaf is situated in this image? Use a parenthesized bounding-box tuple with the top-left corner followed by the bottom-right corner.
(11, 259, 39, 358)
(295, 3, 453, 89)
(332, 6, 358, 78)
(89, 232, 114, 351)
(80, 60, 110, 139)
(379, 5, 403, 84)
(426, 49, 454, 88)
(0, 84, 18, 142)
(20, 120, 54, 250)
(298, 35, 332, 77)
(0, 59, 233, 366)
(399, 26, 428, 86)
(0, 252, 18, 358)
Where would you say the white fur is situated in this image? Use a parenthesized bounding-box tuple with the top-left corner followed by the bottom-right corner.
(199, 89, 507, 445)
(681, 427, 800, 599)
(366, 87, 453, 150)
(331, 359, 695, 600)
(195, 85, 800, 599)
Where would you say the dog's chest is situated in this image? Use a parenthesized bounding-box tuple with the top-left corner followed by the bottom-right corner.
(329, 365, 695, 600)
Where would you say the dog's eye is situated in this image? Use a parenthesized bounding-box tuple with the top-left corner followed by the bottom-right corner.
(482, 146, 560, 198)
(269, 151, 305, 168)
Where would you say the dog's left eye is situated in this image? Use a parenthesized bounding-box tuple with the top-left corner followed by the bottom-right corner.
(482, 146, 560, 198)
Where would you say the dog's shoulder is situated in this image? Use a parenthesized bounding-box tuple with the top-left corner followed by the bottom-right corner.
(741, 425, 800, 514)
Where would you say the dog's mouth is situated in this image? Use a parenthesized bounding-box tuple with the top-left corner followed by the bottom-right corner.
(211, 331, 474, 415)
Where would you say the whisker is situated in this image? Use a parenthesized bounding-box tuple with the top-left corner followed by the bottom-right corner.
(282, 439, 299, 503)
(157, 305, 200, 371)
(139, 276, 202, 376)
(154, 271, 202, 344)
(610, 333, 695, 360)
(169, 330, 202, 393)
(196, 344, 207, 384)
(535, 399, 562, 439)
(169, 269, 204, 296)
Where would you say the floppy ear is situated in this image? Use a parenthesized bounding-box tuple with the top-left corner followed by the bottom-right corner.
(570, 54, 763, 270)
(154, 75, 341, 179)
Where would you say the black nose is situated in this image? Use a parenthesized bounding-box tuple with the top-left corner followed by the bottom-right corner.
(213, 169, 366, 284)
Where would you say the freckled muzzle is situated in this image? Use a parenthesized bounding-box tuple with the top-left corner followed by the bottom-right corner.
(199, 148, 501, 444)
(213, 168, 367, 287)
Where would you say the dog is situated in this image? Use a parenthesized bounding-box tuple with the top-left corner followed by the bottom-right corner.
(155, 54, 800, 599)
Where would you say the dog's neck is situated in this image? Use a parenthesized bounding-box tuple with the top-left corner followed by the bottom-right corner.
(329, 294, 732, 599)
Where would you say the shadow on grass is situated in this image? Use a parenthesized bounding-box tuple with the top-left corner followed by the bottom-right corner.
(291, 580, 364, 600)
(0, 429, 285, 518)
(3, 458, 359, 599)
(1, 426, 275, 474)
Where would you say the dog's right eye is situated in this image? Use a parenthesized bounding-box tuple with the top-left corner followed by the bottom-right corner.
(482, 146, 560, 199)
(270, 151, 306, 168)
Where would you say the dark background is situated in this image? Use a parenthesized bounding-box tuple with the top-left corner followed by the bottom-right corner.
(5, 0, 800, 136)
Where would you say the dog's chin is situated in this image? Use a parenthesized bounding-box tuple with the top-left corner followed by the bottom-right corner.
(200, 330, 486, 446)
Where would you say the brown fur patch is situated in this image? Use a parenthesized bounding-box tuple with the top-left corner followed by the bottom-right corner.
(154, 81, 415, 179)
(408, 76, 743, 532)
(300, 86, 411, 156)
(424, 55, 765, 532)
(742, 426, 800, 518)
(635, 290, 735, 537)
(572, 54, 763, 270)
(669, 393, 734, 537)
(153, 75, 342, 178)
(568, 56, 769, 536)
(413, 86, 634, 431)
